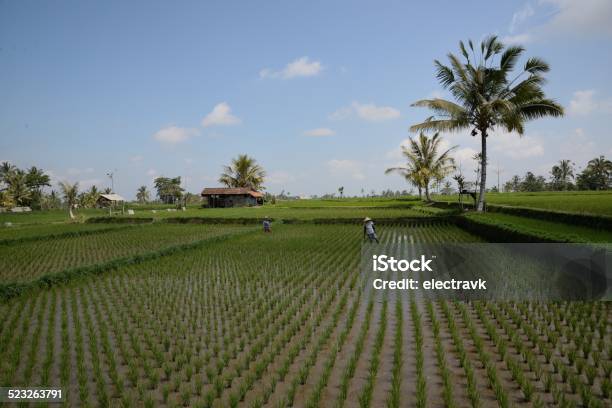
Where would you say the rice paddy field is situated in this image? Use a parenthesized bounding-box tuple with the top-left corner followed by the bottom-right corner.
(0, 201, 610, 407)
(433, 191, 612, 216)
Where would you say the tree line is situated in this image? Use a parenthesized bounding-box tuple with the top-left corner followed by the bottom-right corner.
(503, 156, 611, 192)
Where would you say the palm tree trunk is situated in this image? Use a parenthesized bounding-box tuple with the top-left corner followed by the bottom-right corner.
(425, 184, 431, 202)
(477, 131, 487, 211)
(417, 187, 422, 200)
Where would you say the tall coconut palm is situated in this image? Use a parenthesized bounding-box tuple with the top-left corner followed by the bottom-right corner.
(550, 159, 574, 190)
(59, 181, 79, 219)
(136, 185, 150, 203)
(385, 132, 456, 201)
(219, 154, 266, 190)
(410, 36, 563, 210)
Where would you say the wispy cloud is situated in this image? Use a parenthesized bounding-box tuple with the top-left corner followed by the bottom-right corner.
(509, 3, 534, 33)
(201, 102, 241, 127)
(327, 159, 365, 180)
(260, 57, 323, 79)
(329, 102, 400, 122)
(490, 130, 544, 159)
(303, 128, 335, 137)
(130, 155, 143, 163)
(568, 89, 612, 116)
(153, 126, 199, 144)
(505, 0, 612, 43)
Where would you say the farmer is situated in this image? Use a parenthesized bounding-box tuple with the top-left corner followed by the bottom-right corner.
(263, 217, 272, 233)
(363, 217, 379, 243)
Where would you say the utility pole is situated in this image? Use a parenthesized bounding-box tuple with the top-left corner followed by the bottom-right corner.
(496, 162, 503, 192)
(106, 169, 117, 193)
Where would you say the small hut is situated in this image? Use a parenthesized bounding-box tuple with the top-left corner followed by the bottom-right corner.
(201, 187, 263, 208)
(97, 193, 126, 215)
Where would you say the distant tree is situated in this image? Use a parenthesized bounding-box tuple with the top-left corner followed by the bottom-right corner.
(154, 177, 184, 204)
(0, 161, 16, 187)
(576, 155, 612, 190)
(385, 132, 456, 201)
(136, 185, 150, 204)
(441, 181, 454, 195)
(59, 181, 79, 219)
(521, 172, 546, 192)
(504, 175, 522, 192)
(103, 187, 112, 194)
(219, 154, 266, 190)
(338, 186, 344, 198)
(550, 159, 574, 190)
(410, 35, 563, 211)
(5, 170, 31, 206)
(42, 190, 61, 210)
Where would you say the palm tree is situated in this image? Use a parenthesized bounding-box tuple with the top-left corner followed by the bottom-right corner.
(385, 132, 456, 201)
(136, 185, 150, 203)
(338, 186, 344, 198)
(550, 160, 574, 190)
(59, 181, 79, 219)
(25, 166, 51, 191)
(410, 35, 563, 210)
(585, 156, 612, 190)
(6, 170, 31, 206)
(219, 154, 266, 190)
(0, 161, 16, 186)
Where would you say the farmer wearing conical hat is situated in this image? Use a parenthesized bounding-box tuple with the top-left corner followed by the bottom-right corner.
(263, 217, 272, 233)
(363, 217, 379, 243)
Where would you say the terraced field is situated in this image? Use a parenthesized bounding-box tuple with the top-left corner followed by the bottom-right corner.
(1, 221, 610, 407)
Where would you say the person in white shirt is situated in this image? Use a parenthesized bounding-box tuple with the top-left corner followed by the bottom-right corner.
(363, 217, 379, 243)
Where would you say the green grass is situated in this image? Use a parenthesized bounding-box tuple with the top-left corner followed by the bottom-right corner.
(116, 205, 428, 220)
(433, 191, 612, 216)
(0, 224, 254, 284)
(0, 223, 125, 241)
(465, 212, 612, 243)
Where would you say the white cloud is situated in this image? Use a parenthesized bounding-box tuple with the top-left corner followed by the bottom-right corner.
(328, 106, 352, 121)
(541, 0, 612, 37)
(303, 128, 335, 137)
(329, 102, 400, 122)
(490, 130, 544, 159)
(327, 159, 365, 180)
(509, 3, 535, 33)
(559, 128, 597, 163)
(260, 57, 323, 79)
(568, 90, 612, 116)
(130, 155, 143, 163)
(501, 33, 532, 44)
(153, 126, 198, 143)
(184, 158, 194, 165)
(146, 169, 157, 177)
(353, 102, 400, 121)
(201, 102, 241, 127)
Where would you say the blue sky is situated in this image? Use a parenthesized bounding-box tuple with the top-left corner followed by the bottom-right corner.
(1, 0, 611, 198)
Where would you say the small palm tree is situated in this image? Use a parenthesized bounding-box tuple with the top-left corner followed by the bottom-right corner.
(550, 160, 574, 190)
(385, 132, 456, 201)
(136, 186, 150, 203)
(338, 186, 344, 198)
(219, 154, 266, 190)
(410, 35, 563, 210)
(6, 170, 31, 206)
(59, 181, 79, 219)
